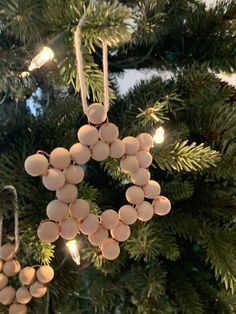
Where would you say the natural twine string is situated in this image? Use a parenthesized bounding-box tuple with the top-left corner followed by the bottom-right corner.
(0, 185, 20, 253)
(74, 14, 110, 116)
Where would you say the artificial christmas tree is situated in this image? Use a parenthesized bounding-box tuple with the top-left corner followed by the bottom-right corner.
(0, 0, 235, 313)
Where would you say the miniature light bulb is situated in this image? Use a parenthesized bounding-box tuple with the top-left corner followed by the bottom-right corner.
(153, 126, 165, 144)
(66, 240, 80, 265)
(28, 47, 54, 71)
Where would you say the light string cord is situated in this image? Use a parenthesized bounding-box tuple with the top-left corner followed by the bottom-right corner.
(0, 185, 20, 253)
(74, 14, 89, 115)
(74, 13, 110, 115)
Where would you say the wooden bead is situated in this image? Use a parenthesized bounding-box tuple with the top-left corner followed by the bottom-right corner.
(110, 139, 125, 159)
(24, 154, 48, 177)
(29, 281, 47, 298)
(70, 143, 91, 164)
(37, 221, 59, 243)
(88, 226, 108, 247)
(122, 136, 140, 155)
(9, 303, 27, 314)
(0, 273, 8, 290)
(63, 165, 84, 184)
(0, 259, 3, 272)
(111, 222, 130, 242)
(42, 169, 65, 191)
(153, 196, 171, 216)
(143, 180, 161, 199)
(100, 210, 119, 230)
(3, 260, 21, 277)
(91, 141, 109, 161)
(19, 267, 36, 286)
(77, 125, 99, 146)
(56, 184, 78, 203)
(136, 133, 153, 151)
(131, 168, 150, 186)
(125, 186, 144, 205)
(101, 238, 120, 260)
(46, 200, 68, 222)
(118, 205, 137, 225)
(120, 156, 139, 174)
(69, 199, 90, 221)
(0, 286, 15, 305)
(135, 151, 153, 168)
(16, 286, 32, 304)
(136, 201, 154, 221)
(36, 265, 54, 284)
(87, 103, 107, 125)
(79, 214, 99, 235)
(59, 217, 78, 240)
(99, 123, 119, 143)
(0, 244, 15, 261)
(50, 147, 71, 170)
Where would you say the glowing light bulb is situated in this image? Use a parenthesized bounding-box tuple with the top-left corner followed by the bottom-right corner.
(153, 126, 165, 144)
(29, 47, 54, 71)
(66, 240, 80, 265)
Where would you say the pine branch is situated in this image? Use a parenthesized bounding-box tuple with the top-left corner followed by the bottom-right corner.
(153, 140, 221, 172)
(161, 180, 194, 202)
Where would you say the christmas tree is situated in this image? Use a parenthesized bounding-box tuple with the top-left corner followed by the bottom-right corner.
(0, 0, 236, 313)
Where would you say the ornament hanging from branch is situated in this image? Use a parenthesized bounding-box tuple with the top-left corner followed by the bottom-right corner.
(0, 186, 54, 314)
(24, 13, 171, 262)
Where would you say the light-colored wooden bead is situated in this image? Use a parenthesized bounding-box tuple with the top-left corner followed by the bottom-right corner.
(0, 286, 15, 305)
(9, 303, 27, 314)
(99, 123, 119, 143)
(37, 221, 59, 243)
(79, 214, 99, 235)
(135, 151, 153, 168)
(0, 244, 15, 261)
(70, 143, 91, 164)
(19, 267, 36, 286)
(136, 201, 154, 221)
(91, 141, 109, 161)
(88, 226, 108, 247)
(111, 222, 130, 242)
(56, 184, 78, 203)
(77, 125, 99, 146)
(122, 136, 140, 155)
(36, 265, 54, 284)
(87, 103, 107, 125)
(100, 210, 119, 230)
(118, 205, 137, 225)
(120, 156, 139, 174)
(0, 259, 3, 272)
(24, 154, 48, 177)
(143, 180, 161, 199)
(50, 147, 71, 170)
(131, 168, 150, 186)
(63, 165, 84, 184)
(69, 199, 90, 221)
(0, 273, 8, 290)
(109, 139, 125, 159)
(101, 238, 120, 260)
(125, 186, 144, 205)
(59, 217, 78, 240)
(42, 169, 65, 191)
(29, 281, 47, 298)
(16, 286, 32, 304)
(136, 133, 153, 151)
(3, 260, 21, 277)
(153, 196, 171, 216)
(46, 200, 68, 222)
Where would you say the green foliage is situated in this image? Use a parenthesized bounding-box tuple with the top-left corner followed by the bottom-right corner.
(154, 140, 221, 172)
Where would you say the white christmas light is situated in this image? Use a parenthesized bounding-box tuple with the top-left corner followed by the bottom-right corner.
(28, 47, 54, 71)
(153, 126, 165, 144)
(66, 240, 80, 265)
